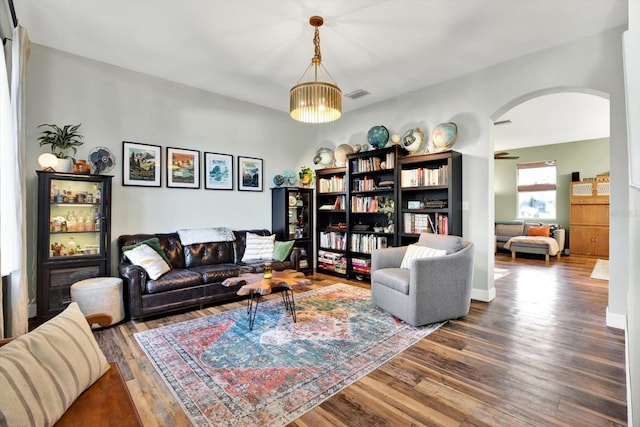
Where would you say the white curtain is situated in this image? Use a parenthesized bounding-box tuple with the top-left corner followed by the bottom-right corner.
(0, 25, 30, 338)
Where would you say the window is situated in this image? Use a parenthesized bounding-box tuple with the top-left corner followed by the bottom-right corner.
(517, 161, 556, 219)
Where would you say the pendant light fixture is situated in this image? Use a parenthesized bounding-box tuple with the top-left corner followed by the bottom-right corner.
(290, 16, 342, 124)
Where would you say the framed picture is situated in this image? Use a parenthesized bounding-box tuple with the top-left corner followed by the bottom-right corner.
(122, 141, 161, 187)
(166, 147, 200, 189)
(204, 152, 233, 190)
(238, 156, 263, 192)
(407, 200, 422, 209)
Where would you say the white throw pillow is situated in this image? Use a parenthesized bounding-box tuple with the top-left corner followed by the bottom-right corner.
(242, 232, 275, 261)
(400, 244, 447, 269)
(0, 302, 110, 427)
(124, 243, 171, 280)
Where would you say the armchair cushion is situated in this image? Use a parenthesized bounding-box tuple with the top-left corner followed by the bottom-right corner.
(400, 244, 446, 269)
(373, 267, 411, 294)
(0, 302, 110, 427)
(417, 233, 464, 254)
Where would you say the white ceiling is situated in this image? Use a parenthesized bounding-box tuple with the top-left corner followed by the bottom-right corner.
(14, 0, 625, 149)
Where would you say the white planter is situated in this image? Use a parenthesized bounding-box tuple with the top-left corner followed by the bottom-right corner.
(55, 157, 73, 173)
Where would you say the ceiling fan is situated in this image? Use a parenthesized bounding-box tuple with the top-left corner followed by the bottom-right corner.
(494, 151, 520, 160)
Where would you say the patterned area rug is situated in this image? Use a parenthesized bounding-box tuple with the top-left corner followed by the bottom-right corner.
(134, 283, 443, 426)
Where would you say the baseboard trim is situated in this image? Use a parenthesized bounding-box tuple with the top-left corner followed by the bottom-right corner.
(471, 286, 496, 302)
(605, 307, 626, 330)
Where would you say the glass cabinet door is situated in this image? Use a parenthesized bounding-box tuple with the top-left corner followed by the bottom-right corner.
(48, 178, 105, 259)
(287, 190, 312, 240)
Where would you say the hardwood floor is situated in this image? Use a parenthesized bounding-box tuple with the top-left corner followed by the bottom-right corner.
(95, 254, 626, 426)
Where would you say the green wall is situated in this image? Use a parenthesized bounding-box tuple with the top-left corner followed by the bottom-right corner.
(494, 138, 610, 233)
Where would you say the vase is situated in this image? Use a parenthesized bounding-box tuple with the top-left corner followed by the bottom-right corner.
(55, 157, 73, 173)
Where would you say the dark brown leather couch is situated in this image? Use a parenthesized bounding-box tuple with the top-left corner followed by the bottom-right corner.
(118, 229, 300, 320)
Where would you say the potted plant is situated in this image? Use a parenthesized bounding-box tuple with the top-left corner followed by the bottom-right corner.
(37, 123, 84, 172)
(299, 166, 314, 187)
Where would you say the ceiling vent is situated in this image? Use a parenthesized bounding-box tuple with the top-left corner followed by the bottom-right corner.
(344, 89, 371, 100)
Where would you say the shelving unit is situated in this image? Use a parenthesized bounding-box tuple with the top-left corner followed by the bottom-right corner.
(271, 187, 314, 274)
(346, 145, 401, 280)
(569, 180, 609, 258)
(315, 167, 347, 278)
(398, 150, 462, 245)
(36, 171, 112, 325)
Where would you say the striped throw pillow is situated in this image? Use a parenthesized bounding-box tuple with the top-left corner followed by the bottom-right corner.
(400, 244, 447, 269)
(242, 232, 275, 261)
(0, 302, 110, 426)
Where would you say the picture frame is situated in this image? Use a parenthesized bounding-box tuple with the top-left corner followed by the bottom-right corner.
(204, 152, 233, 190)
(166, 147, 200, 189)
(238, 156, 263, 192)
(122, 141, 162, 187)
(407, 200, 422, 209)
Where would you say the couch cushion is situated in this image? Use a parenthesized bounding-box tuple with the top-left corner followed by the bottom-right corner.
(183, 241, 235, 268)
(417, 234, 464, 254)
(400, 244, 447, 269)
(372, 268, 410, 295)
(241, 232, 275, 261)
(118, 233, 185, 269)
(121, 237, 172, 267)
(145, 268, 203, 294)
(0, 302, 110, 427)
(123, 243, 172, 280)
(273, 240, 296, 262)
(528, 225, 550, 237)
(188, 264, 240, 284)
(495, 222, 525, 238)
(233, 229, 272, 263)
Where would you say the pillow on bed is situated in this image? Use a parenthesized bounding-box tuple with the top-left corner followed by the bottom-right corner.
(528, 225, 550, 237)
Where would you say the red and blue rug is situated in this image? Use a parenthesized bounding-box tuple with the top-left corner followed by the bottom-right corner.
(134, 283, 443, 426)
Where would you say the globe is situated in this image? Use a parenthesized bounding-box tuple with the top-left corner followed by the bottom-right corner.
(313, 147, 335, 167)
(334, 144, 354, 166)
(367, 125, 389, 149)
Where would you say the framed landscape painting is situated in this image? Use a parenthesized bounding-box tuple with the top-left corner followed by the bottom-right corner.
(122, 141, 161, 187)
(238, 156, 263, 192)
(167, 147, 200, 189)
(204, 152, 233, 190)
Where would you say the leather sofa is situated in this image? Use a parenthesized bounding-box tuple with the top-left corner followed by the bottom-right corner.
(118, 229, 300, 320)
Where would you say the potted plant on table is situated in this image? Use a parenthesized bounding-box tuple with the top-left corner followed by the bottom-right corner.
(37, 123, 84, 173)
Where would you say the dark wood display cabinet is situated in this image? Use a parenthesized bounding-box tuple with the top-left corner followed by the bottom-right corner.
(346, 145, 401, 280)
(397, 150, 462, 245)
(315, 167, 347, 278)
(271, 187, 314, 275)
(36, 171, 112, 325)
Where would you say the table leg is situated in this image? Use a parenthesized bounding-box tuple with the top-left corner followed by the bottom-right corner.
(247, 291, 260, 331)
(281, 289, 296, 323)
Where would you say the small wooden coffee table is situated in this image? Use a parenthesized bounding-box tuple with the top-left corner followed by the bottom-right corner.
(222, 269, 311, 330)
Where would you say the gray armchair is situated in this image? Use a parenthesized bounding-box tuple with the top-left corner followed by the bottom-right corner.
(371, 234, 475, 326)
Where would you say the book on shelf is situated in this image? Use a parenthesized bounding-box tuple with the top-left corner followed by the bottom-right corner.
(400, 164, 449, 187)
(403, 212, 448, 234)
(318, 175, 345, 193)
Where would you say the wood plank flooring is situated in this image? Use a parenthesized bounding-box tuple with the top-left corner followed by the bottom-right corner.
(94, 254, 626, 426)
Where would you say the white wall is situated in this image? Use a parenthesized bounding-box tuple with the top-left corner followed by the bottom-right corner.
(317, 27, 629, 315)
(24, 45, 317, 290)
(625, 1, 639, 425)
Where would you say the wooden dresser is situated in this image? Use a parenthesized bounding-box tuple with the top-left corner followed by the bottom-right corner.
(569, 180, 609, 258)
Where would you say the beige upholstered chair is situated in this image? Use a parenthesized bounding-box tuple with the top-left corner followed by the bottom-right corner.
(371, 234, 474, 326)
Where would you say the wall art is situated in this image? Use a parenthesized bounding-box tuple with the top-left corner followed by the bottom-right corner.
(167, 147, 200, 189)
(238, 156, 263, 192)
(122, 141, 161, 187)
(204, 152, 233, 190)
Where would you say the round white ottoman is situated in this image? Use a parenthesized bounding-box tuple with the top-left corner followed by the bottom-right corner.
(70, 277, 125, 328)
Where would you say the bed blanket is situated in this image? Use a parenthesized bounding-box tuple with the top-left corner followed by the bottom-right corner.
(504, 236, 560, 256)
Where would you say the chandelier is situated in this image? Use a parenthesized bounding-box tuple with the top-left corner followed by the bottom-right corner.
(290, 16, 342, 124)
